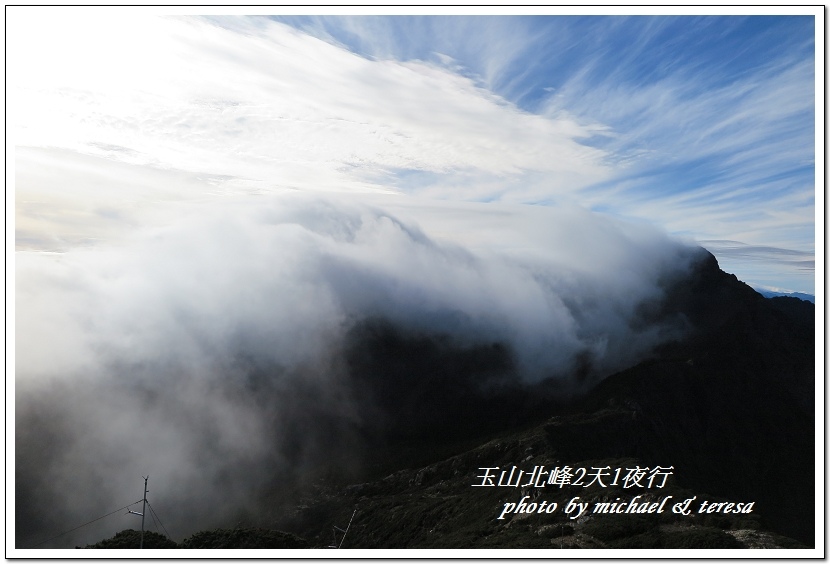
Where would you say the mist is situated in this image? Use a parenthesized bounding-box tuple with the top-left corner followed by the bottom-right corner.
(14, 192, 703, 548)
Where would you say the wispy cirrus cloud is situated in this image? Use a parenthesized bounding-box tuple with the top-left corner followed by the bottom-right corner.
(10, 10, 819, 549)
(9, 11, 817, 294)
(11, 14, 611, 203)
(538, 17, 815, 292)
(267, 14, 817, 292)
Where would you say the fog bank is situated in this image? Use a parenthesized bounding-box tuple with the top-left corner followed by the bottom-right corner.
(15, 193, 701, 547)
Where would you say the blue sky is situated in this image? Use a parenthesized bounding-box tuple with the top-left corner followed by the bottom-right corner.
(272, 14, 817, 293)
(9, 10, 819, 294)
(6, 13, 822, 549)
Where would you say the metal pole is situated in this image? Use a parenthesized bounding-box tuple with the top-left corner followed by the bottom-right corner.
(140, 476, 148, 549)
(338, 510, 357, 549)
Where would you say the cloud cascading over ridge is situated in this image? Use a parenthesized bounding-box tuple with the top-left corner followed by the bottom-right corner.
(15, 191, 704, 547)
(9, 10, 818, 549)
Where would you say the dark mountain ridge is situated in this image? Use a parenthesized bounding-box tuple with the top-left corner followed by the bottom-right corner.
(271, 249, 816, 548)
(26, 247, 817, 550)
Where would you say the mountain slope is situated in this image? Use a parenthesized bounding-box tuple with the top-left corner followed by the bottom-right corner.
(275, 250, 816, 548)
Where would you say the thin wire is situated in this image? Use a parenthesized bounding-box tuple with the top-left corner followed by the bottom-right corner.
(147, 504, 160, 534)
(146, 501, 172, 541)
(26, 499, 144, 548)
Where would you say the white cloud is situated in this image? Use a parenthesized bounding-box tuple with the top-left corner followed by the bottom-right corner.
(15, 191, 702, 546)
(10, 14, 611, 216)
(11, 11, 817, 548)
(9, 12, 816, 294)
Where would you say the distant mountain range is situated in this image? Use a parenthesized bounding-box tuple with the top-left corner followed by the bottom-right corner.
(755, 289, 815, 303)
